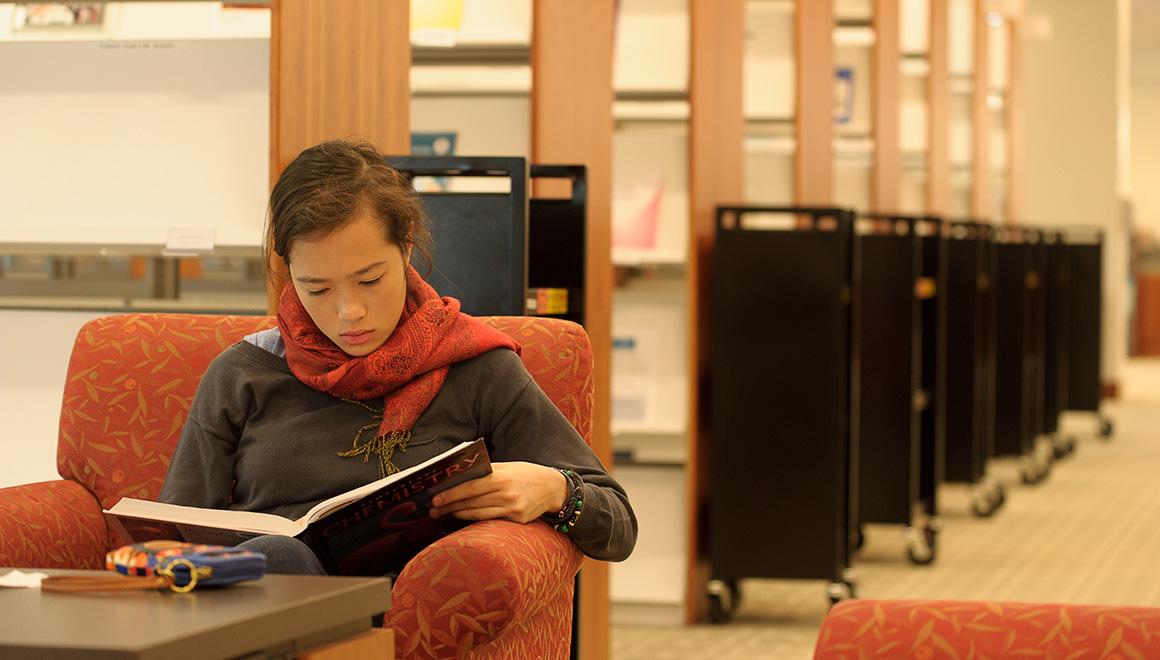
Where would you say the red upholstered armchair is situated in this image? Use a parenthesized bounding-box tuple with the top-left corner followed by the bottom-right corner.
(0, 313, 590, 659)
(814, 599, 1160, 659)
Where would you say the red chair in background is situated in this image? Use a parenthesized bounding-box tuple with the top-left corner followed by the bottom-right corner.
(814, 598, 1160, 659)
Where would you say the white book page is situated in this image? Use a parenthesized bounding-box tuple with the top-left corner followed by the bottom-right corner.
(298, 440, 478, 524)
(106, 498, 302, 537)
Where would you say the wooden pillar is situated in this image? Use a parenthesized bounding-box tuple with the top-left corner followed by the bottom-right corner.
(531, 2, 614, 657)
(1006, 17, 1022, 221)
(928, 0, 952, 215)
(872, 0, 901, 212)
(971, 1, 992, 219)
(796, 0, 834, 204)
(686, 0, 745, 625)
(266, 0, 411, 312)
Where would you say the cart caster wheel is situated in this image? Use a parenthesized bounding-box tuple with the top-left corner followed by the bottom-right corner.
(971, 490, 996, 517)
(707, 580, 739, 624)
(1020, 461, 1048, 485)
(905, 526, 936, 565)
(1099, 417, 1114, 439)
(827, 581, 853, 608)
(1053, 436, 1077, 460)
(726, 579, 741, 610)
(971, 499, 995, 517)
(991, 482, 1007, 509)
(928, 516, 943, 534)
(840, 569, 857, 599)
(708, 593, 730, 624)
(1019, 466, 1037, 485)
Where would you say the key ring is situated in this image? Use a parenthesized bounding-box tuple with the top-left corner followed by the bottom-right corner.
(156, 558, 206, 593)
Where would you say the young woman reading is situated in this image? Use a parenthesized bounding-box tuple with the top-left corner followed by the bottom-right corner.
(158, 139, 637, 574)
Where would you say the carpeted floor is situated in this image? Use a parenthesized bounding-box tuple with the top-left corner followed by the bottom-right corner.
(612, 398, 1160, 659)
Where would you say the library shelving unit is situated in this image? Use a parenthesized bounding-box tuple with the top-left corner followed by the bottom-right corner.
(0, 2, 620, 658)
(606, 0, 746, 626)
(833, 1, 876, 212)
(405, 3, 619, 657)
(606, 0, 693, 626)
(599, 0, 756, 624)
(948, 0, 979, 219)
(410, 7, 532, 166)
(894, 0, 935, 215)
(0, 2, 278, 312)
(965, 0, 1021, 225)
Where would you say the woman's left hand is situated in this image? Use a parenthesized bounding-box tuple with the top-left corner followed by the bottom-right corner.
(429, 462, 567, 524)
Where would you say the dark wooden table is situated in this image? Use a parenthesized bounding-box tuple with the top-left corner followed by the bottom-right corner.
(0, 569, 391, 659)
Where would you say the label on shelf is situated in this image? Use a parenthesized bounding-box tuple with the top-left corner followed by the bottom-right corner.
(526, 288, 568, 316)
(164, 227, 215, 256)
(915, 277, 938, 299)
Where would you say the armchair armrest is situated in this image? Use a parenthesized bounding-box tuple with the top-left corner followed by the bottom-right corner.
(386, 519, 583, 659)
(0, 480, 108, 570)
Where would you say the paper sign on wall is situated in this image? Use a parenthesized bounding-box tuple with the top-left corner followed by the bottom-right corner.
(834, 66, 855, 125)
(164, 227, 215, 256)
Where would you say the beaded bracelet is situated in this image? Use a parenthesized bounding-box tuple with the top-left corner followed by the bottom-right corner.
(543, 468, 585, 534)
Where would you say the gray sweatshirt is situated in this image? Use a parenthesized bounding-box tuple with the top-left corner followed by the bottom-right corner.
(159, 333, 637, 562)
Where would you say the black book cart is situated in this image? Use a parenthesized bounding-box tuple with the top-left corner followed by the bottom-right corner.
(993, 227, 1054, 484)
(853, 214, 946, 563)
(528, 164, 587, 327)
(1062, 229, 1114, 439)
(943, 222, 1006, 516)
(386, 155, 528, 316)
(1041, 230, 1079, 459)
(709, 206, 858, 620)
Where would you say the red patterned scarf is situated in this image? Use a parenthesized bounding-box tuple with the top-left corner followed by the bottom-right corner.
(277, 266, 519, 476)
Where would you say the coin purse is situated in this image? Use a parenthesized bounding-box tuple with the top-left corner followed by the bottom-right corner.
(106, 541, 267, 592)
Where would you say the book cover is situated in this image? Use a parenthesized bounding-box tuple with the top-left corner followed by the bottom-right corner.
(105, 438, 492, 576)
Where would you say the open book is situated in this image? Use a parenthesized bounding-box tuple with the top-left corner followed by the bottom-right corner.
(105, 438, 491, 576)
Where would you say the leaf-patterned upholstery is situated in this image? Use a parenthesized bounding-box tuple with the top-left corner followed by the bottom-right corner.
(384, 316, 590, 660)
(56, 314, 277, 512)
(814, 599, 1160, 659)
(0, 313, 590, 660)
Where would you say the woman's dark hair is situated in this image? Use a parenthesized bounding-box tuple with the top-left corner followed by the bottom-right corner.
(265, 139, 432, 273)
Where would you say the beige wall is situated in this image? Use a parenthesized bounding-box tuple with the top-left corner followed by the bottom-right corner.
(1132, 85, 1160, 236)
(0, 310, 104, 488)
(1021, 0, 1128, 385)
(1131, 1, 1160, 238)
